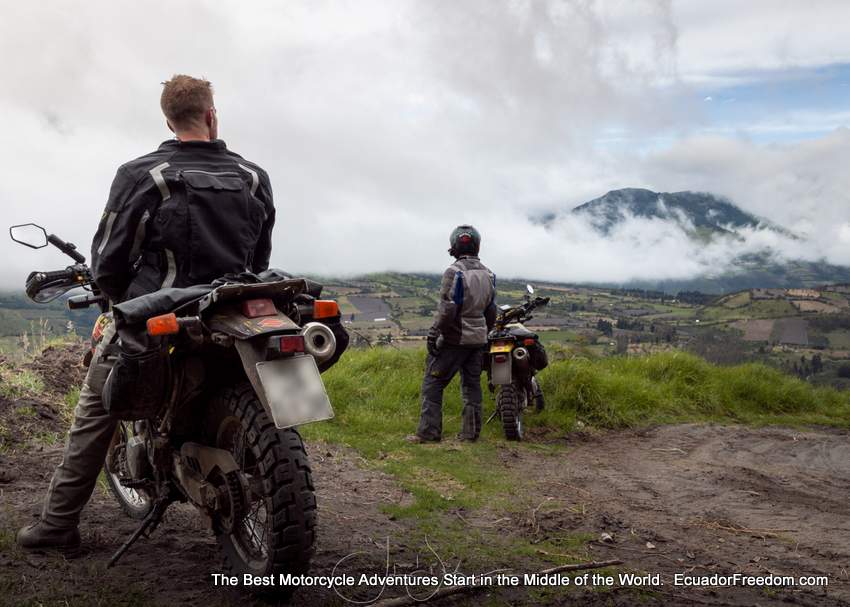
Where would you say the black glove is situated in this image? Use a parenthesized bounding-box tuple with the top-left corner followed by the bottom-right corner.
(427, 327, 440, 357)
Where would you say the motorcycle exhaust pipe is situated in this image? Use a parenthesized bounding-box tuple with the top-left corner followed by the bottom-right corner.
(513, 347, 530, 369)
(302, 322, 337, 364)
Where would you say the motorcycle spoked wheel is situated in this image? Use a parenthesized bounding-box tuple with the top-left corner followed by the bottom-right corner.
(104, 421, 154, 520)
(206, 383, 316, 583)
(498, 383, 525, 441)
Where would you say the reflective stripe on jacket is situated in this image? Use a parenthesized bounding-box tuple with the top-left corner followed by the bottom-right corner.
(90, 139, 275, 303)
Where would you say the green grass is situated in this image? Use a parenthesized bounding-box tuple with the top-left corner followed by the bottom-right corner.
(537, 330, 579, 344)
(534, 350, 850, 430)
(0, 368, 45, 399)
(304, 347, 850, 523)
(301, 349, 518, 518)
(825, 330, 850, 350)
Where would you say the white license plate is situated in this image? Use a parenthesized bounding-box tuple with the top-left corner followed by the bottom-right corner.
(490, 357, 512, 385)
(255, 356, 334, 429)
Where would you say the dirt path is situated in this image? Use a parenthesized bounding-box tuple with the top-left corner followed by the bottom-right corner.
(1, 423, 848, 606)
(499, 424, 850, 605)
(0, 439, 416, 607)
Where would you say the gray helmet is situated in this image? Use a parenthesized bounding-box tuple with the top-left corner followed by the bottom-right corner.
(449, 225, 481, 257)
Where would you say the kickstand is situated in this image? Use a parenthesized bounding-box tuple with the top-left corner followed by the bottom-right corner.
(107, 496, 171, 568)
(485, 408, 499, 425)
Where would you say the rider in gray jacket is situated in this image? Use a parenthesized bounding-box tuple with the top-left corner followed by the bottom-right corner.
(407, 225, 496, 443)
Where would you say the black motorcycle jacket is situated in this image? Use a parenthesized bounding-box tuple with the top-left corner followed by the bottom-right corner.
(90, 139, 275, 302)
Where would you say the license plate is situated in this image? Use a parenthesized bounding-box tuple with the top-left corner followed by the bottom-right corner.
(490, 356, 512, 384)
(255, 356, 334, 429)
(490, 342, 514, 353)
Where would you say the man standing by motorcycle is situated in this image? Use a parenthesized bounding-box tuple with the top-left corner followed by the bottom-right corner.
(17, 74, 275, 554)
(407, 225, 496, 443)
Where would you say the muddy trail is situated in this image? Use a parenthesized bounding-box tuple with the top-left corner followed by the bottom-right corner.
(0, 349, 848, 605)
(498, 424, 850, 605)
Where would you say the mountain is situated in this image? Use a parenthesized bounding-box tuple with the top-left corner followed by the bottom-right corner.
(532, 188, 850, 293)
(563, 188, 789, 238)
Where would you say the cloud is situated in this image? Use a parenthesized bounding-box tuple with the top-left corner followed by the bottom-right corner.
(672, 0, 850, 84)
(639, 128, 850, 267)
(0, 0, 848, 293)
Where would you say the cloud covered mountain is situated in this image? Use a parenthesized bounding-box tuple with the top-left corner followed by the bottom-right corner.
(539, 188, 788, 239)
(534, 188, 850, 293)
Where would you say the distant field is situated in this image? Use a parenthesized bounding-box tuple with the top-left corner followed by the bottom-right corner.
(773, 317, 809, 346)
(794, 300, 842, 314)
(348, 295, 392, 321)
(536, 329, 580, 344)
(826, 330, 850, 349)
(721, 291, 751, 308)
(732, 319, 774, 342)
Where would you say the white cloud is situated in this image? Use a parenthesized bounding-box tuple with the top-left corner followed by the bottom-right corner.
(0, 0, 848, 293)
(673, 0, 850, 84)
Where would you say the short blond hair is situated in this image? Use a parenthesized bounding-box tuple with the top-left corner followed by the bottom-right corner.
(160, 74, 214, 130)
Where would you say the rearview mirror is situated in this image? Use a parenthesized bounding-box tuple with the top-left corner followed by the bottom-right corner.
(526, 284, 534, 295)
(10, 223, 48, 249)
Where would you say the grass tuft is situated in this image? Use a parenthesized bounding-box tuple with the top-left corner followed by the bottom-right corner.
(0, 368, 45, 400)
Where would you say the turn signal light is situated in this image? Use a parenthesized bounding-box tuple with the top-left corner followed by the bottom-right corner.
(147, 313, 180, 336)
(523, 338, 536, 346)
(279, 335, 305, 354)
(313, 300, 340, 319)
(242, 298, 277, 318)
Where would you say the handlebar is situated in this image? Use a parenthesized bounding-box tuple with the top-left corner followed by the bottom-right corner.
(39, 269, 77, 282)
(47, 234, 86, 264)
(68, 293, 106, 310)
(25, 268, 76, 300)
(496, 296, 550, 325)
(24, 263, 95, 304)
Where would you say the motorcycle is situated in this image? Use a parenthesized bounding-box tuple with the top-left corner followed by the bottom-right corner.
(9, 222, 347, 584)
(486, 285, 550, 441)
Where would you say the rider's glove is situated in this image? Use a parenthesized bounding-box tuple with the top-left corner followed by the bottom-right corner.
(427, 327, 441, 357)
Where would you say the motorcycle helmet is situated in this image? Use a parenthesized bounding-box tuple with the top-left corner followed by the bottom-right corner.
(449, 225, 481, 257)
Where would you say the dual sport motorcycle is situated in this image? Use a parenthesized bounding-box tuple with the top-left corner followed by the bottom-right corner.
(10, 222, 346, 586)
(486, 285, 550, 441)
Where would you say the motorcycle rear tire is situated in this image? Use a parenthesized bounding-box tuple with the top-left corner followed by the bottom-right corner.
(498, 384, 524, 441)
(207, 383, 316, 584)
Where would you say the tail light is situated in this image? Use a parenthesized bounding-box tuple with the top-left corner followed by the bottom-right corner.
(494, 355, 508, 363)
(313, 300, 340, 319)
(242, 298, 277, 318)
(523, 338, 536, 346)
(279, 335, 305, 354)
(147, 313, 180, 336)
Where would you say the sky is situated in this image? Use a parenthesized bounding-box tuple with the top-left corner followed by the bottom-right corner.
(1, 0, 849, 289)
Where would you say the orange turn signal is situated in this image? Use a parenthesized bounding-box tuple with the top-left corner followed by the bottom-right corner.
(147, 313, 180, 336)
(313, 300, 340, 319)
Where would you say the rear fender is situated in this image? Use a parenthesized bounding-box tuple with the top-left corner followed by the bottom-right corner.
(234, 338, 274, 414)
(207, 306, 299, 339)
